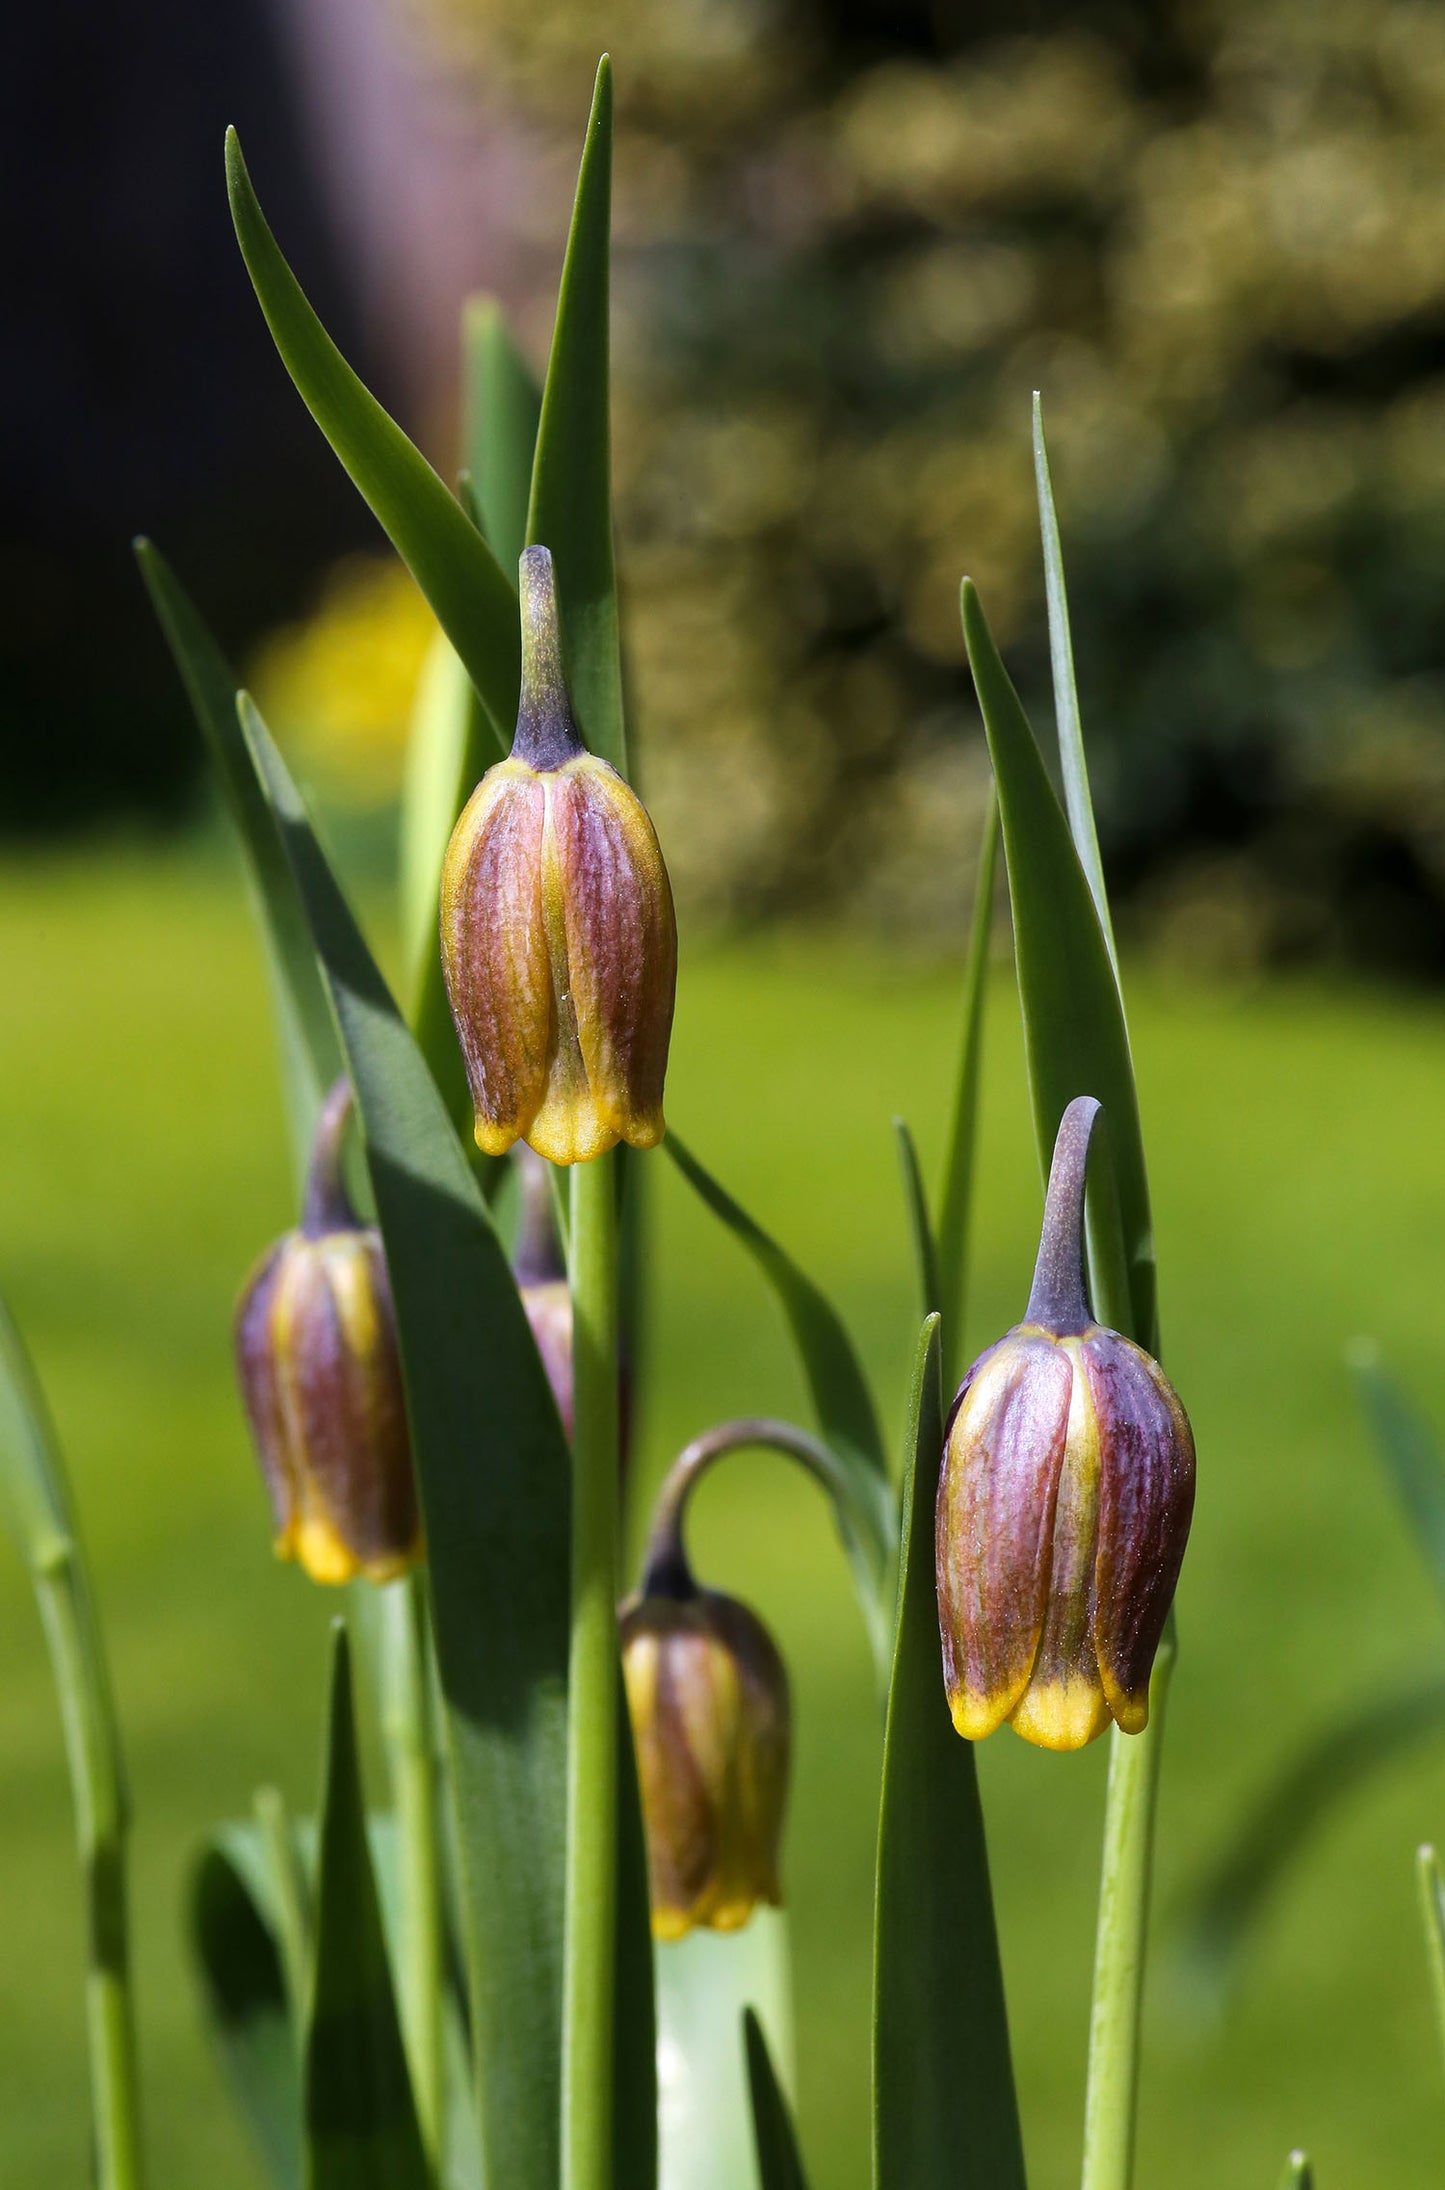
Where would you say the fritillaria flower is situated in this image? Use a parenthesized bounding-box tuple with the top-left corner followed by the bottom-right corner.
(235, 1080, 420, 1585)
(936, 1096, 1194, 1751)
(440, 546, 676, 1167)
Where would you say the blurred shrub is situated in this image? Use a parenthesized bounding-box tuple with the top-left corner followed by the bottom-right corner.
(269, 0, 1445, 965)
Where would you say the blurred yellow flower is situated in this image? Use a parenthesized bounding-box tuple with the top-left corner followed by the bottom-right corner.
(249, 556, 437, 808)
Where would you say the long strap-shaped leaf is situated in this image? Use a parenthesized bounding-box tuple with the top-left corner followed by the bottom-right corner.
(225, 131, 521, 743)
(1180, 1668, 1445, 1997)
(742, 2012, 810, 2190)
(1033, 396, 1118, 976)
(0, 1291, 143, 2190)
(137, 542, 342, 1185)
(306, 1626, 429, 2190)
(934, 789, 998, 1392)
(237, 696, 573, 2190)
(872, 1315, 1026, 2190)
(401, 297, 542, 1120)
(960, 580, 1153, 1351)
(664, 1134, 896, 1673)
(466, 295, 543, 581)
(1350, 1343, 1445, 1602)
(526, 58, 626, 776)
(193, 1826, 304, 2190)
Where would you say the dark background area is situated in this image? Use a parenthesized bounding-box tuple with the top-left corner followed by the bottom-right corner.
(6, 0, 1445, 975)
(0, 0, 378, 827)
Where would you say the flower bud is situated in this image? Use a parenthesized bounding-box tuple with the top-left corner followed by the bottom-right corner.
(235, 1080, 421, 1585)
(936, 1097, 1194, 1751)
(621, 1530, 790, 1940)
(440, 546, 677, 1167)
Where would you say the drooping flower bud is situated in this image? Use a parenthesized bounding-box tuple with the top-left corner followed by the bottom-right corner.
(621, 1478, 790, 1940)
(235, 1080, 421, 1585)
(936, 1096, 1194, 1751)
(439, 546, 677, 1167)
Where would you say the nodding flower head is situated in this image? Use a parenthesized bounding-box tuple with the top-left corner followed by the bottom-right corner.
(620, 1498, 790, 1941)
(936, 1096, 1194, 1752)
(234, 1080, 421, 1585)
(439, 547, 677, 1167)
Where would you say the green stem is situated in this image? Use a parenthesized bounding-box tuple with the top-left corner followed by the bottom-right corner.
(563, 1151, 621, 2190)
(378, 1572, 444, 2169)
(1080, 1620, 1176, 2190)
(34, 1539, 144, 2190)
(638, 1416, 857, 1599)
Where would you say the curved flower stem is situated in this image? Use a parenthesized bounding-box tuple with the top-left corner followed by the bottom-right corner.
(563, 1150, 621, 2190)
(1080, 1615, 1177, 2190)
(638, 1417, 855, 1598)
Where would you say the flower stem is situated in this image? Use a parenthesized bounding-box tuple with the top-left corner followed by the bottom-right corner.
(36, 1538, 144, 2190)
(638, 1417, 855, 1599)
(563, 1151, 621, 2190)
(1080, 1617, 1176, 2190)
(378, 1571, 444, 2168)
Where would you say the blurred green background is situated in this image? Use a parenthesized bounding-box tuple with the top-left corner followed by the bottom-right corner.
(4, 846, 1445, 2183)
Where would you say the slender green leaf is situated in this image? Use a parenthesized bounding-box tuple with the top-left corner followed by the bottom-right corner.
(137, 541, 342, 1182)
(873, 1315, 1026, 2190)
(935, 789, 998, 1390)
(398, 638, 492, 1007)
(0, 1289, 143, 2190)
(399, 300, 542, 1101)
(193, 1829, 304, 2190)
(465, 296, 543, 579)
(1033, 394, 1117, 972)
(960, 579, 1153, 1349)
(306, 1626, 428, 2190)
(526, 58, 626, 775)
(743, 2011, 809, 2190)
(892, 1118, 940, 1327)
(1180, 1672, 1445, 1996)
(225, 130, 520, 743)
(1349, 1343, 1445, 1601)
(235, 697, 573, 2190)
(1418, 1845, 1445, 2089)
(252, 1785, 314, 2022)
(664, 1133, 895, 1669)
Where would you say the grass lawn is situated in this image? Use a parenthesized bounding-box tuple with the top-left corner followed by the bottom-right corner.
(3, 840, 1445, 2185)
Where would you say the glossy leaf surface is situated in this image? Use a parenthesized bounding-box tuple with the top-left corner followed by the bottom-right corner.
(137, 542, 342, 1182)
(872, 1315, 1026, 2190)
(526, 59, 626, 775)
(305, 1627, 428, 2190)
(236, 697, 573, 2190)
(892, 1118, 940, 1328)
(225, 132, 520, 744)
(960, 579, 1152, 1350)
(465, 295, 543, 580)
(1032, 395, 1116, 970)
(934, 791, 998, 1390)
